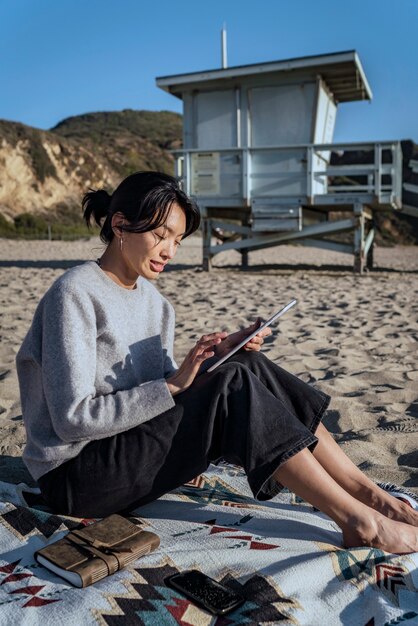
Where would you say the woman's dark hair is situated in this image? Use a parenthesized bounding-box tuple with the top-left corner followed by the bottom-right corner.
(82, 171, 200, 243)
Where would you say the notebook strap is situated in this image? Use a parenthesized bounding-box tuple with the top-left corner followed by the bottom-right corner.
(70, 529, 136, 553)
(66, 532, 121, 575)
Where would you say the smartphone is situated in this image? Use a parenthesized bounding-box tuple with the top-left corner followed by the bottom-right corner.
(207, 298, 297, 372)
(165, 569, 245, 616)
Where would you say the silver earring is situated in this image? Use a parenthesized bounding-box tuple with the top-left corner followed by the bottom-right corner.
(119, 220, 125, 251)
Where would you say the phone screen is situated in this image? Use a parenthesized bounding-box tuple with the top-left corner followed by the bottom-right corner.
(165, 569, 244, 615)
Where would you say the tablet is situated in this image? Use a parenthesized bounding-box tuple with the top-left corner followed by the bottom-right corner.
(207, 299, 297, 372)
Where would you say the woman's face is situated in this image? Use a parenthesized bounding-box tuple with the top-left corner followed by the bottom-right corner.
(121, 202, 187, 280)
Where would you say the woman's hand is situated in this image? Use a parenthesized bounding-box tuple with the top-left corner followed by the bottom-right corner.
(216, 318, 272, 358)
(166, 331, 228, 396)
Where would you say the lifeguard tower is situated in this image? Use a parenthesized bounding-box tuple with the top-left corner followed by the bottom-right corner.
(156, 50, 405, 272)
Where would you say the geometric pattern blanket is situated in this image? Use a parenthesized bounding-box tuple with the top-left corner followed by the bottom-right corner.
(0, 463, 417, 626)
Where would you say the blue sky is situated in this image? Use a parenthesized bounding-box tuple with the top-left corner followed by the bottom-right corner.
(1, 0, 417, 142)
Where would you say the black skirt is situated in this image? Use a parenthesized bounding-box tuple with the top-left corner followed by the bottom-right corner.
(38, 350, 330, 518)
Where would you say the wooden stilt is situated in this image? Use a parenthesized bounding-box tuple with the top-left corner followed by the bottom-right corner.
(353, 203, 365, 274)
(365, 222, 375, 271)
(202, 218, 212, 272)
(240, 217, 249, 269)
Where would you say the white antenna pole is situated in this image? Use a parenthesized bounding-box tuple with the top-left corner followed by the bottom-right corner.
(221, 24, 228, 69)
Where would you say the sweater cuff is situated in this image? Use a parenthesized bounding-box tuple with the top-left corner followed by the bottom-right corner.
(161, 379, 176, 409)
(133, 378, 176, 422)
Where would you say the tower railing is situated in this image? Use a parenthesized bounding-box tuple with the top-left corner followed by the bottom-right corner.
(174, 140, 403, 211)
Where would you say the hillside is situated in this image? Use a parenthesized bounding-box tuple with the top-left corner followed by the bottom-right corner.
(0, 110, 182, 235)
(52, 109, 182, 176)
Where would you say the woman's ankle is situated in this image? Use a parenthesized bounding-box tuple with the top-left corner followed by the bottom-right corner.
(341, 510, 418, 553)
(341, 511, 380, 548)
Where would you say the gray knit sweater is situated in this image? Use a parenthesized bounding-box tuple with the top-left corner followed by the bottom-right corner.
(16, 261, 177, 481)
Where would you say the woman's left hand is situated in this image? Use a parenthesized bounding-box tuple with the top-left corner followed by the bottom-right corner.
(216, 318, 272, 357)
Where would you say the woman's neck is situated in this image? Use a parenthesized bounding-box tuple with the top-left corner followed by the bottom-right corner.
(97, 244, 138, 290)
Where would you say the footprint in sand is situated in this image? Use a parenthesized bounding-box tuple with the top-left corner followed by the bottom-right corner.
(315, 348, 340, 357)
(343, 390, 367, 397)
(327, 320, 343, 328)
(371, 383, 404, 392)
(398, 450, 418, 466)
(366, 418, 418, 433)
(405, 370, 418, 381)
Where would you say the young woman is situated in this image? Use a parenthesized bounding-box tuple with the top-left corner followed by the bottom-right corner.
(17, 171, 418, 554)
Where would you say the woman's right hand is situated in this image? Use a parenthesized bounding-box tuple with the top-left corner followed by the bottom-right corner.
(166, 331, 227, 396)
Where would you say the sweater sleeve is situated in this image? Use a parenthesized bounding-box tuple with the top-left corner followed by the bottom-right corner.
(41, 285, 175, 444)
(162, 299, 179, 378)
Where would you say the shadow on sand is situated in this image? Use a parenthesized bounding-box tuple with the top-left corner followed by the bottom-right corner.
(1, 259, 417, 274)
(0, 260, 87, 270)
(210, 262, 418, 274)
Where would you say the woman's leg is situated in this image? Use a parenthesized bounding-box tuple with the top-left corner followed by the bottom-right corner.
(39, 359, 327, 518)
(229, 351, 329, 437)
(229, 351, 418, 528)
(273, 446, 418, 554)
(38, 398, 212, 518)
(39, 353, 417, 554)
(312, 423, 418, 527)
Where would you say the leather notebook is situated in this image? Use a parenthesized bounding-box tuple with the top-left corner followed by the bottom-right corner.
(34, 514, 160, 587)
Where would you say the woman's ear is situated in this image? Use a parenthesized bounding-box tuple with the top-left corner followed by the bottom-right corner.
(111, 212, 125, 236)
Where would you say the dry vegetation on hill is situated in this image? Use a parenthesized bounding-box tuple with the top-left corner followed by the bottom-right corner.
(0, 110, 181, 238)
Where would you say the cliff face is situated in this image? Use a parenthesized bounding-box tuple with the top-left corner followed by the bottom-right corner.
(0, 110, 182, 220)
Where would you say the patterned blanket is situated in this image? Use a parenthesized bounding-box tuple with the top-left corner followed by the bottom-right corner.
(0, 464, 417, 626)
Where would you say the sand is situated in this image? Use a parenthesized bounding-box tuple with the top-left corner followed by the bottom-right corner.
(0, 236, 417, 493)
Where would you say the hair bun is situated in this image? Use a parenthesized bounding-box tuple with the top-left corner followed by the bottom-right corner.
(82, 188, 112, 227)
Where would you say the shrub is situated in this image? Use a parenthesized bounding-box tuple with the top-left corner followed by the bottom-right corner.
(0, 214, 15, 237)
(27, 131, 57, 182)
(14, 213, 48, 233)
(1, 209, 99, 240)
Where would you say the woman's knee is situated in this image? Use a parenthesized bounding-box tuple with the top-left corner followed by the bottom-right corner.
(213, 360, 252, 387)
(214, 355, 270, 392)
(229, 349, 270, 369)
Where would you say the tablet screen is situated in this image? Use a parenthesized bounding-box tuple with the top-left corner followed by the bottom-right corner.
(207, 299, 297, 372)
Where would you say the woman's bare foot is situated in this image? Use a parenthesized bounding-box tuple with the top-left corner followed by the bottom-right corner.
(342, 511, 418, 554)
(380, 496, 418, 527)
(365, 487, 418, 527)
(311, 423, 418, 529)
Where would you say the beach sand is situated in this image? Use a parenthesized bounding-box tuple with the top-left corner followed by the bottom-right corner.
(0, 236, 417, 494)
